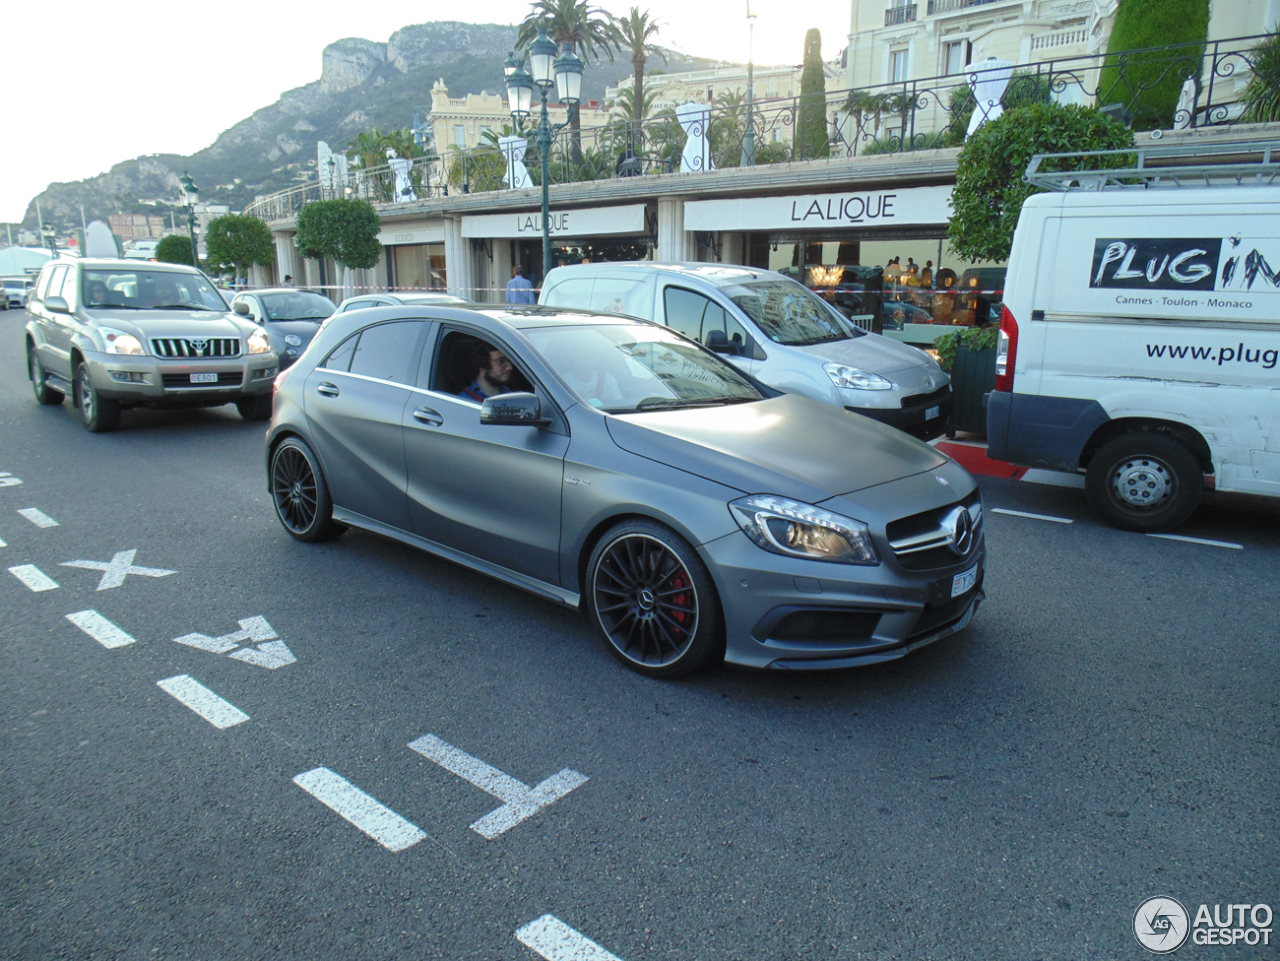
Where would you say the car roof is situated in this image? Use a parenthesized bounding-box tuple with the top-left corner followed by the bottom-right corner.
(548, 261, 774, 287)
(246, 287, 331, 296)
(324, 303, 652, 333)
(75, 258, 203, 273)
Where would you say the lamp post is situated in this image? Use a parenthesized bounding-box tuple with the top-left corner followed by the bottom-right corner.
(504, 24, 584, 278)
(742, 0, 757, 166)
(178, 171, 200, 266)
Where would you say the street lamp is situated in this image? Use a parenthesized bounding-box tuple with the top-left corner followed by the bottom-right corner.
(743, 0, 757, 166)
(178, 171, 200, 266)
(504, 24, 584, 277)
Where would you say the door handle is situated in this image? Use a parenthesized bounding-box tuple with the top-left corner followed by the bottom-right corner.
(412, 406, 443, 426)
(316, 382, 340, 397)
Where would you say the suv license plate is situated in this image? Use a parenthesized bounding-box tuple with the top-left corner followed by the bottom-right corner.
(926, 405, 940, 420)
(951, 565, 978, 598)
(190, 372, 218, 384)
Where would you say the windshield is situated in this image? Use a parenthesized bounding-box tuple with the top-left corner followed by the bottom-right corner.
(724, 279, 865, 346)
(259, 291, 335, 321)
(82, 269, 227, 311)
(527, 323, 765, 413)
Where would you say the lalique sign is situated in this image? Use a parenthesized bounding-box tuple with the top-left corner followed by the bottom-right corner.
(683, 185, 954, 232)
(461, 205, 646, 239)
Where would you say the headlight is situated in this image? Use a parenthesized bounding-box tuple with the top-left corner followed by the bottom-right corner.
(823, 362, 893, 391)
(99, 327, 144, 355)
(247, 328, 272, 354)
(729, 494, 879, 565)
(284, 334, 302, 347)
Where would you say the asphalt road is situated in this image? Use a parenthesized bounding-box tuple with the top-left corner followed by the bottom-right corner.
(1, 315, 1276, 961)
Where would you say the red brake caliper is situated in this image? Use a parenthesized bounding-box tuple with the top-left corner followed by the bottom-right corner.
(668, 573, 688, 638)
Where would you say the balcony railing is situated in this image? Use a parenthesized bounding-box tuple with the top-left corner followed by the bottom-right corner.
(245, 32, 1269, 223)
(927, 0, 1010, 14)
(885, 4, 918, 26)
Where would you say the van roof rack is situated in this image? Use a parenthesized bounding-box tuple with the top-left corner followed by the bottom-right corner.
(1023, 140, 1280, 191)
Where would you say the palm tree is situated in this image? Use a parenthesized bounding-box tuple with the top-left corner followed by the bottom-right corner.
(517, 0, 616, 164)
(613, 8, 666, 153)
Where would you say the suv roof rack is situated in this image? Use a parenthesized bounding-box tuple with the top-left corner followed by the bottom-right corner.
(1023, 140, 1280, 191)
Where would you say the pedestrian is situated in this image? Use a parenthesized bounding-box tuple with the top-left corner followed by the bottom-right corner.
(282, 275, 295, 287)
(505, 265, 535, 305)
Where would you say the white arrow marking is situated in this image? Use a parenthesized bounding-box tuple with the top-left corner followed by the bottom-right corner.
(293, 767, 426, 852)
(9, 564, 59, 592)
(408, 734, 587, 839)
(60, 549, 177, 590)
(173, 615, 296, 669)
(157, 675, 250, 729)
(18, 508, 59, 529)
(66, 610, 136, 649)
(0, 537, 7, 548)
(516, 915, 624, 961)
(0, 473, 22, 488)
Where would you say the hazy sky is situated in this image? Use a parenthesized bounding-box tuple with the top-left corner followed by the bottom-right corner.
(3, 0, 850, 224)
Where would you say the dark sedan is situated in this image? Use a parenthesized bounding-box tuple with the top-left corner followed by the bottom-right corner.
(230, 289, 336, 369)
(265, 305, 985, 678)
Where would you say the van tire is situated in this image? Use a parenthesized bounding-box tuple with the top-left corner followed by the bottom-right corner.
(1085, 433, 1202, 532)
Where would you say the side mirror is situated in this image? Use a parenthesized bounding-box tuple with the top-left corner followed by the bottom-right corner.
(705, 329, 740, 355)
(45, 295, 70, 314)
(233, 301, 250, 316)
(480, 391, 550, 427)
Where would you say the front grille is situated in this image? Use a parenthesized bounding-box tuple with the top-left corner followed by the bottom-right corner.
(151, 337, 241, 358)
(161, 372, 244, 388)
(769, 610, 882, 645)
(887, 491, 982, 571)
(900, 384, 950, 410)
(903, 418, 944, 440)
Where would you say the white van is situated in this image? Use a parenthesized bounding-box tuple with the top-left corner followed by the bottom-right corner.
(540, 262, 953, 440)
(124, 240, 160, 261)
(986, 142, 1280, 531)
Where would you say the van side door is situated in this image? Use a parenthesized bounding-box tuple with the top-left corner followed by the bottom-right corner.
(656, 282, 758, 374)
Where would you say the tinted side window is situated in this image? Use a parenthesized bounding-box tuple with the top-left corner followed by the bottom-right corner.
(44, 266, 69, 303)
(34, 266, 55, 301)
(323, 334, 359, 372)
(663, 286, 715, 341)
(348, 321, 424, 382)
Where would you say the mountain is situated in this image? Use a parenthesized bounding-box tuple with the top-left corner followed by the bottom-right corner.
(18, 21, 736, 232)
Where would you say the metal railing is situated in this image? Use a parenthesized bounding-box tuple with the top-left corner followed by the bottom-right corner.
(885, 4, 917, 27)
(246, 33, 1270, 222)
(927, 0, 1012, 14)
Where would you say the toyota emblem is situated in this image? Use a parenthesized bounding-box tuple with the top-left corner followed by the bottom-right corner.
(189, 338, 208, 353)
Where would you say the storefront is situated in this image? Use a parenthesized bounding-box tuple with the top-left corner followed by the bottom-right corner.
(684, 187, 1006, 344)
(378, 221, 447, 291)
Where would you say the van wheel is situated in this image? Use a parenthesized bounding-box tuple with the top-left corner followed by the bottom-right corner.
(1085, 433, 1202, 532)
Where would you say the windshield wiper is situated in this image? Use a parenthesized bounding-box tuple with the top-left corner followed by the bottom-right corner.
(89, 303, 142, 310)
(149, 303, 210, 310)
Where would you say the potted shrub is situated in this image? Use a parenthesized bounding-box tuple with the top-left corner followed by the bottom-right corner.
(936, 325, 998, 436)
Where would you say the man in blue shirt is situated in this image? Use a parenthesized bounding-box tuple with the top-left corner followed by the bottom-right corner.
(458, 342, 515, 402)
(505, 265, 536, 305)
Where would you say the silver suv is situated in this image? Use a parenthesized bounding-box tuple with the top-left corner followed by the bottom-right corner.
(24, 259, 278, 432)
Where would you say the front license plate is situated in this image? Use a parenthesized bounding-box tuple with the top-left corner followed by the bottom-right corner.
(190, 372, 218, 384)
(925, 405, 940, 420)
(951, 565, 978, 598)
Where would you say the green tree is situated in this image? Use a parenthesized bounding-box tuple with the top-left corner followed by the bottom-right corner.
(797, 29, 828, 160)
(1097, 0, 1210, 130)
(613, 7, 666, 155)
(517, 0, 617, 164)
(947, 102, 1133, 263)
(1242, 25, 1280, 123)
(295, 199, 383, 270)
(204, 214, 274, 280)
(155, 233, 195, 266)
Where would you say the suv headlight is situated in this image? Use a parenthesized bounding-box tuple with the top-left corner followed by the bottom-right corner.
(100, 327, 144, 355)
(247, 328, 272, 354)
(823, 363, 893, 390)
(729, 494, 879, 565)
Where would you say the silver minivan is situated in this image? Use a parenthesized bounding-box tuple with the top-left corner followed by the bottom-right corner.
(539, 262, 951, 440)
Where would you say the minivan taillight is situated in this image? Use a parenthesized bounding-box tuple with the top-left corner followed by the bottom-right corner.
(994, 305, 1018, 392)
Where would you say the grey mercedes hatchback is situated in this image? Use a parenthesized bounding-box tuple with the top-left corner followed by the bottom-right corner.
(265, 305, 985, 677)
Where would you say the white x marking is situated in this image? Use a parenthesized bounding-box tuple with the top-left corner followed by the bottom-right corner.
(60, 549, 177, 591)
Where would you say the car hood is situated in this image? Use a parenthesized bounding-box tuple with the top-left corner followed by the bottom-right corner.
(87, 309, 249, 340)
(786, 332, 929, 376)
(605, 394, 948, 504)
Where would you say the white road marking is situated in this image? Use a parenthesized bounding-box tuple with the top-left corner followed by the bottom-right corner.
(516, 915, 624, 961)
(0, 473, 22, 488)
(990, 508, 1074, 524)
(66, 610, 136, 649)
(1019, 469, 1086, 489)
(156, 675, 250, 729)
(1147, 533, 1244, 550)
(408, 734, 588, 839)
(9, 564, 59, 592)
(60, 549, 177, 590)
(17, 508, 59, 528)
(174, 616, 296, 669)
(0, 537, 6, 548)
(293, 767, 426, 852)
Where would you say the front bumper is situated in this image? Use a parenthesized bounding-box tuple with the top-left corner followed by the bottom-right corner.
(82, 349, 278, 402)
(851, 384, 952, 441)
(699, 529, 985, 670)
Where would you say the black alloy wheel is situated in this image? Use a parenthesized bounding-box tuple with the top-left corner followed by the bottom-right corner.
(74, 362, 121, 432)
(587, 520, 722, 677)
(1085, 432, 1202, 532)
(270, 437, 344, 542)
(30, 351, 62, 405)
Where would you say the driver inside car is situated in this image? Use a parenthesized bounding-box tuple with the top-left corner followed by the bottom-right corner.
(458, 342, 515, 401)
